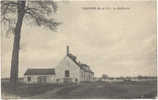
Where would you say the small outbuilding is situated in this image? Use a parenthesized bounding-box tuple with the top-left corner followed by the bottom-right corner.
(24, 68, 56, 84)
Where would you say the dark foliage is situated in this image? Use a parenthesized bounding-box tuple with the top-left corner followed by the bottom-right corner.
(1, 0, 60, 34)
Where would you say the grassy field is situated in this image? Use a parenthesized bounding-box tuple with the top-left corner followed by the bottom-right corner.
(1, 80, 157, 99)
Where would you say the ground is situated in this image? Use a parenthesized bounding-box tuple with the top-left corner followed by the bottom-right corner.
(1, 79, 157, 99)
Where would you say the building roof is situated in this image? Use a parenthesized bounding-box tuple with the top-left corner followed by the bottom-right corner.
(67, 53, 94, 73)
(24, 68, 55, 75)
(68, 53, 79, 66)
(80, 64, 89, 67)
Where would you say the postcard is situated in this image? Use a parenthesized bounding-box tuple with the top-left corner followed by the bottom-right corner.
(1, 0, 157, 99)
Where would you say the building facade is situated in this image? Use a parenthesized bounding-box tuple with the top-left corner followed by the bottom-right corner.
(24, 46, 94, 84)
(55, 46, 94, 83)
(24, 69, 56, 84)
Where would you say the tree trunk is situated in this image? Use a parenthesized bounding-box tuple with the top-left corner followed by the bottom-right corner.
(10, 1, 25, 85)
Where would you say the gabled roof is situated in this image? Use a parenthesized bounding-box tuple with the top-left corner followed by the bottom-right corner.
(67, 53, 80, 66)
(24, 68, 55, 75)
(80, 64, 89, 67)
(67, 54, 94, 73)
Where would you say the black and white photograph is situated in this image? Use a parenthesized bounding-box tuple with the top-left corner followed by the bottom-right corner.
(1, 0, 157, 99)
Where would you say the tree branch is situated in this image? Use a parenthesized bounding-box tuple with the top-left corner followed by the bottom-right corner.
(25, 6, 60, 31)
(2, 2, 18, 6)
(1, 1, 18, 14)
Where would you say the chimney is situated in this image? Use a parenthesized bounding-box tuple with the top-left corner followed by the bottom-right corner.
(67, 45, 69, 56)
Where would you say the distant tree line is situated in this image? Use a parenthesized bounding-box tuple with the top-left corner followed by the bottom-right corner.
(101, 74, 157, 80)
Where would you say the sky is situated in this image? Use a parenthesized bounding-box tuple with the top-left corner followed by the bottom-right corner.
(1, 1, 157, 78)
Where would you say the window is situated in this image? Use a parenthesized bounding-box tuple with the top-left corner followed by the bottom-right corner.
(65, 70, 70, 77)
(27, 77, 31, 82)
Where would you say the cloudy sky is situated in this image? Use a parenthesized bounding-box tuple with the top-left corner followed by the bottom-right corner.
(1, 1, 157, 78)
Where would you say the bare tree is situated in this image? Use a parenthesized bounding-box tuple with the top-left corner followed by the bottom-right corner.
(1, 0, 60, 85)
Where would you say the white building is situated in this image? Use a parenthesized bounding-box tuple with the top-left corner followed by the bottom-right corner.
(24, 68, 56, 84)
(24, 46, 94, 84)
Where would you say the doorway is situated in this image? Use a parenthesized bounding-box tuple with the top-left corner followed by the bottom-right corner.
(65, 70, 70, 77)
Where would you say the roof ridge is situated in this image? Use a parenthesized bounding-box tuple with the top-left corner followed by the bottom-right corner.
(67, 55, 93, 73)
(24, 68, 55, 75)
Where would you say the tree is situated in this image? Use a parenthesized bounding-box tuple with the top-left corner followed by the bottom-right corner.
(1, 0, 60, 85)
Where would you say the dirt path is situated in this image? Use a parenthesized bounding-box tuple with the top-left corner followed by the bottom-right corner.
(26, 84, 83, 99)
(25, 83, 103, 99)
(26, 87, 64, 99)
